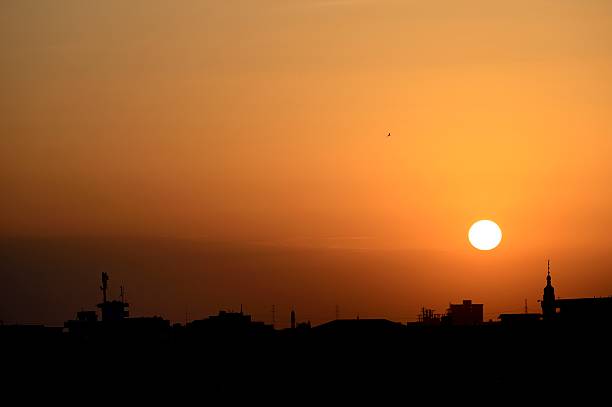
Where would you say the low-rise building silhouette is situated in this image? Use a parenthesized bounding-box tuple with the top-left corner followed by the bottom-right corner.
(499, 313, 542, 326)
(447, 300, 483, 325)
(313, 318, 405, 335)
(296, 321, 311, 330)
(187, 310, 274, 336)
(417, 307, 443, 326)
(64, 272, 169, 340)
(555, 297, 612, 323)
(539, 260, 612, 323)
(97, 272, 129, 322)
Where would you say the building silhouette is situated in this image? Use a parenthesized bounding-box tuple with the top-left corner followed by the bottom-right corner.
(447, 300, 483, 325)
(5, 261, 612, 351)
(539, 260, 612, 324)
(96, 272, 129, 322)
(417, 307, 443, 326)
(187, 310, 274, 337)
(64, 272, 169, 340)
(555, 297, 612, 323)
(498, 312, 542, 326)
(314, 318, 404, 335)
(296, 321, 311, 330)
(541, 260, 556, 320)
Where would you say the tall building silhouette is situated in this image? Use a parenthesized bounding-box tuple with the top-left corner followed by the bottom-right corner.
(541, 260, 556, 320)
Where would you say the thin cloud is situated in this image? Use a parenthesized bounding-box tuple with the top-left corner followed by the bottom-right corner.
(283, 0, 379, 10)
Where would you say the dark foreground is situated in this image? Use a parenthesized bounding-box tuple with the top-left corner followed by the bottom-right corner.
(3, 322, 612, 400)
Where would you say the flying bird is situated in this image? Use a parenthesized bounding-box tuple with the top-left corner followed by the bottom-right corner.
(387, 132, 391, 137)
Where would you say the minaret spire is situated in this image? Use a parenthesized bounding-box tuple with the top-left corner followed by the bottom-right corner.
(542, 259, 556, 320)
(545, 259, 553, 287)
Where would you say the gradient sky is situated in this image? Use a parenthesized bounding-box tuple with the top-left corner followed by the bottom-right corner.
(1, 0, 611, 326)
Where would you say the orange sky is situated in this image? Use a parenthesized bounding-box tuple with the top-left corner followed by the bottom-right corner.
(1, 0, 611, 326)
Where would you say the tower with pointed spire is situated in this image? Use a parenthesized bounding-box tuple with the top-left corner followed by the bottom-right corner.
(541, 260, 556, 320)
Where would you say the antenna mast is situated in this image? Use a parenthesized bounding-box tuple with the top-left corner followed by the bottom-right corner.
(100, 272, 108, 303)
(290, 307, 296, 329)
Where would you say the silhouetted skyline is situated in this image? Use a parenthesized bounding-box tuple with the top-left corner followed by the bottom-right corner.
(2, 2, 612, 393)
(3, 260, 610, 332)
(2, 236, 611, 327)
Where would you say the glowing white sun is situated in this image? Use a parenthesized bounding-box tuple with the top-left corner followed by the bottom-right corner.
(468, 220, 502, 251)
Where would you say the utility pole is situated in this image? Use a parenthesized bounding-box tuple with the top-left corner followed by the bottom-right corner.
(290, 307, 296, 329)
(272, 304, 276, 326)
(100, 272, 109, 303)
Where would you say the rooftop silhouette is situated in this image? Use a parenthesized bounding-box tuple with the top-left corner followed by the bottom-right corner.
(1, 262, 610, 344)
(2, 262, 612, 393)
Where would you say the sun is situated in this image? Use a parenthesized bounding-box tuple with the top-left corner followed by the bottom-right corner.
(468, 220, 502, 251)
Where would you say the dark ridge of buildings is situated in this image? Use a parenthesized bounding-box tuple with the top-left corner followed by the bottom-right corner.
(497, 261, 612, 326)
(3, 262, 612, 394)
(295, 321, 312, 330)
(0, 324, 63, 343)
(313, 318, 405, 335)
(186, 310, 274, 336)
(447, 299, 484, 325)
(414, 299, 483, 326)
(554, 297, 612, 323)
(2, 260, 612, 346)
(539, 260, 612, 323)
(63, 273, 276, 342)
(64, 272, 170, 341)
(416, 307, 444, 326)
(498, 313, 542, 326)
(284, 309, 310, 332)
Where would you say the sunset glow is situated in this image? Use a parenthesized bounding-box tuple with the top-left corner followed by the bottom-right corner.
(1, 0, 611, 327)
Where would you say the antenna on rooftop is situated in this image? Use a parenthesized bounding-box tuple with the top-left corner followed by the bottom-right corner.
(291, 307, 296, 329)
(100, 272, 109, 303)
(524, 299, 528, 314)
